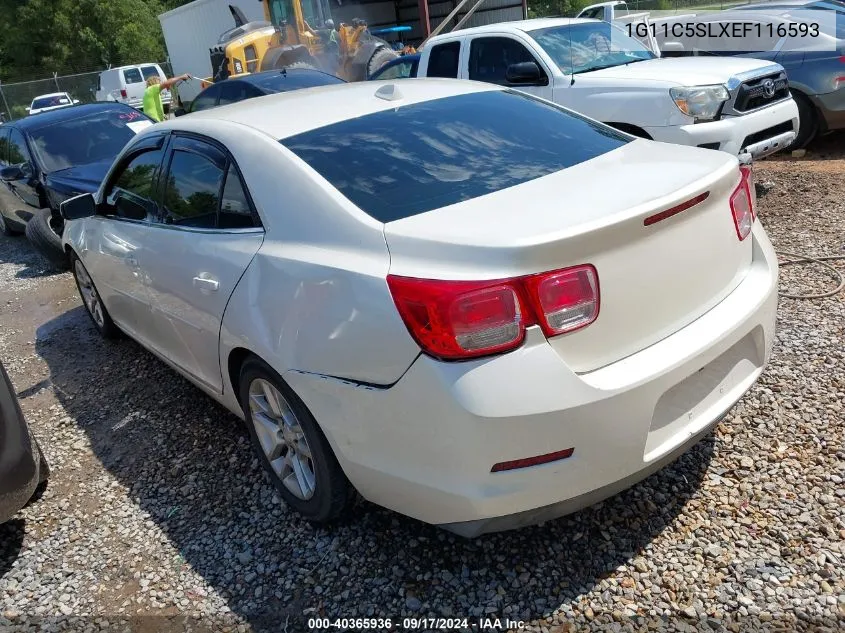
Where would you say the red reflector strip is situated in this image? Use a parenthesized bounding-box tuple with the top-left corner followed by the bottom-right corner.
(491, 447, 574, 473)
(643, 191, 710, 227)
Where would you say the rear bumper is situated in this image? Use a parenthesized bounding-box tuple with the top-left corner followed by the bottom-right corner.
(0, 364, 41, 524)
(644, 98, 799, 158)
(810, 88, 845, 132)
(286, 223, 778, 533)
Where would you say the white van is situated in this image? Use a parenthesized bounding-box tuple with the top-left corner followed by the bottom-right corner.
(94, 64, 172, 112)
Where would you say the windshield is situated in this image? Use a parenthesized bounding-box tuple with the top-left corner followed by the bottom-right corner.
(269, 0, 332, 27)
(530, 22, 656, 75)
(29, 109, 149, 173)
(32, 95, 71, 109)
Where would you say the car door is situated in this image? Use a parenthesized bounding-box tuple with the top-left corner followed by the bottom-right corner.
(4, 128, 42, 217)
(370, 57, 418, 80)
(84, 134, 168, 344)
(465, 35, 554, 101)
(140, 134, 264, 392)
(0, 127, 18, 229)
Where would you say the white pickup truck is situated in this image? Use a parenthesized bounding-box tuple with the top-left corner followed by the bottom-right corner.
(414, 18, 800, 159)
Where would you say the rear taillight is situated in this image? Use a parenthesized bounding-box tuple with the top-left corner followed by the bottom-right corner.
(387, 265, 599, 360)
(730, 165, 756, 241)
(522, 266, 599, 337)
(120, 89, 127, 98)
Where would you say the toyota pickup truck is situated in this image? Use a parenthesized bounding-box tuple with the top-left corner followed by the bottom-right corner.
(414, 18, 799, 159)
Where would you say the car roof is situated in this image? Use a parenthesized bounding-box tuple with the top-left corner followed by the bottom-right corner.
(11, 102, 141, 130)
(426, 17, 592, 40)
(160, 78, 501, 140)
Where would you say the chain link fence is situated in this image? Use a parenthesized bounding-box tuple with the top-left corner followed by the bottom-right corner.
(0, 62, 173, 122)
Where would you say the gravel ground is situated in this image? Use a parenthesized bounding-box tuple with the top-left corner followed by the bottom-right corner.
(1, 135, 843, 633)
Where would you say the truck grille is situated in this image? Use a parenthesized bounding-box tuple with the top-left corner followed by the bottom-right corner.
(733, 72, 790, 113)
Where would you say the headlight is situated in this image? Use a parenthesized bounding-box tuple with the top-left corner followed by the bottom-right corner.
(670, 85, 730, 122)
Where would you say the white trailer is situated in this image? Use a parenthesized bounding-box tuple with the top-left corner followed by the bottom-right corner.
(159, 0, 266, 102)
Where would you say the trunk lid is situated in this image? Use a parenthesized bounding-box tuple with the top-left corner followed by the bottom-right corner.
(384, 140, 751, 373)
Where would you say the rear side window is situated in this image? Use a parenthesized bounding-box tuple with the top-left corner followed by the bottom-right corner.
(141, 66, 160, 81)
(123, 68, 143, 84)
(282, 90, 630, 223)
(427, 42, 461, 78)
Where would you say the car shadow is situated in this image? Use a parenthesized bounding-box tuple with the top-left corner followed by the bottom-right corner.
(764, 130, 844, 162)
(0, 519, 26, 581)
(0, 232, 62, 280)
(33, 306, 715, 628)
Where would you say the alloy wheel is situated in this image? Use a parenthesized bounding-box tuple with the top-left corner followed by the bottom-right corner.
(74, 260, 105, 328)
(248, 378, 317, 500)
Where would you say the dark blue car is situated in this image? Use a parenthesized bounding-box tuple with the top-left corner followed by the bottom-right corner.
(0, 102, 153, 268)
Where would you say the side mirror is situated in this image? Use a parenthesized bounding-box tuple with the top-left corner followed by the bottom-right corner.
(173, 107, 187, 117)
(506, 61, 544, 86)
(60, 193, 97, 221)
(25, 107, 31, 112)
(660, 41, 686, 56)
(0, 165, 24, 181)
(73, 99, 80, 105)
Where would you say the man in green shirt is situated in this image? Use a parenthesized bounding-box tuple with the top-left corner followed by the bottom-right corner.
(143, 73, 191, 122)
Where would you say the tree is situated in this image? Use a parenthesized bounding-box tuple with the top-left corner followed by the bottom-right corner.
(0, 0, 170, 82)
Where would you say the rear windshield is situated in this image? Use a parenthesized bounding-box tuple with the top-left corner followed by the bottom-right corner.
(32, 95, 71, 109)
(252, 69, 346, 92)
(280, 90, 630, 223)
(29, 109, 151, 172)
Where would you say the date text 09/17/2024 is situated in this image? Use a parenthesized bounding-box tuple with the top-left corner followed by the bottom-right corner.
(307, 617, 527, 630)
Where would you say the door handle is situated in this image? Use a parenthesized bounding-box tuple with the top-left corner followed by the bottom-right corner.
(193, 276, 219, 292)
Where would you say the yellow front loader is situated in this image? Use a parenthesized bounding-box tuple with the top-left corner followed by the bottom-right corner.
(203, 1, 408, 88)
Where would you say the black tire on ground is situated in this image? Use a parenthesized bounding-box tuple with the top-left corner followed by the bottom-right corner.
(367, 46, 399, 79)
(238, 356, 355, 523)
(69, 252, 121, 339)
(25, 208, 68, 270)
(789, 91, 818, 150)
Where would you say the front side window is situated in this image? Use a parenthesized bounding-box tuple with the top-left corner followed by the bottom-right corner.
(161, 150, 224, 228)
(0, 129, 10, 166)
(427, 42, 461, 78)
(530, 22, 655, 75)
(8, 129, 32, 167)
(281, 90, 630, 223)
(468, 37, 546, 84)
(107, 147, 165, 221)
(123, 68, 143, 84)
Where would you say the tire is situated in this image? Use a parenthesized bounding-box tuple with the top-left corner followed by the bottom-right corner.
(367, 46, 399, 79)
(70, 252, 120, 339)
(25, 208, 68, 270)
(238, 356, 354, 523)
(789, 91, 818, 150)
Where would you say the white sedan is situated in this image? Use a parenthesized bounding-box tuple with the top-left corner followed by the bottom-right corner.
(60, 79, 778, 536)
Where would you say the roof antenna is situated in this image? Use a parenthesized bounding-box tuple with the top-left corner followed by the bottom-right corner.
(569, 19, 575, 85)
